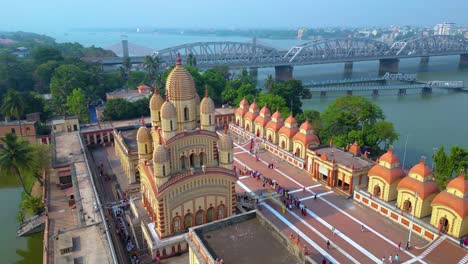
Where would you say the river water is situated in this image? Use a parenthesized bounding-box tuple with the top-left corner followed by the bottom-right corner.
(2, 30, 467, 262)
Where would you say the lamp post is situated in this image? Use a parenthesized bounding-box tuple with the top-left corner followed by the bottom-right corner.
(402, 134, 410, 170)
(408, 192, 418, 245)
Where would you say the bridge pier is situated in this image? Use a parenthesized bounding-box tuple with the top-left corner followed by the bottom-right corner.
(275, 65, 294, 81)
(422, 87, 433, 95)
(320, 91, 327, 97)
(347, 90, 353, 96)
(122, 39, 129, 58)
(398, 89, 407, 96)
(372, 90, 379, 97)
(459, 54, 468, 68)
(249, 67, 258, 85)
(378, 58, 399, 76)
(420, 56, 430, 65)
(343, 62, 353, 79)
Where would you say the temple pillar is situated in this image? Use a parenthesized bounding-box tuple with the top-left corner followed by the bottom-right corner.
(275, 65, 293, 81)
(460, 54, 468, 68)
(379, 58, 399, 76)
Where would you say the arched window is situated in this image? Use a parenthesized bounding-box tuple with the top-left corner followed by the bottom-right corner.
(184, 213, 193, 229)
(162, 165, 166, 176)
(227, 153, 231, 163)
(206, 207, 214, 223)
(11, 128, 16, 134)
(158, 112, 161, 121)
(170, 120, 173, 130)
(209, 115, 211, 125)
(196, 210, 204, 225)
(184, 107, 189, 121)
(281, 140, 286, 149)
(145, 144, 148, 154)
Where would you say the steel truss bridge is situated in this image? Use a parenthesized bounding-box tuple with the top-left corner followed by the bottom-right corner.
(89, 35, 468, 72)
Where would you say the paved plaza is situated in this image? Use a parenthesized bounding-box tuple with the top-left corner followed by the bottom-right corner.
(231, 136, 468, 264)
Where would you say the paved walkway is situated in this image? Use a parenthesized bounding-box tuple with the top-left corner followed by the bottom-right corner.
(232, 136, 468, 264)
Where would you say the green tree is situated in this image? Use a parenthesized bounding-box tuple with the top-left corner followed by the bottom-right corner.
(0, 133, 35, 197)
(0, 52, 33, 92)
(29, 143, 51, 186)
(264, 75, 275, 92)
(270, 79, 310, 115)
(50, 64, 90, 114)
(320, 96, 397, 153)
(186, 53, 197, 67)
(125, 71, 146, 89)
(433, 146, 453, 189)
(103, 98, 136, 121)
(234, 83, 258, 106)
(21, 196, 44, 215)
(256, 92, 288, 116)
(221, 87, 237, 106)
(31, 46, 63, 65)
(119, 57, 132, 86)
(449, 146, 468, 174)
(143, 55, 160, 86)
(1, 90, 25, 135)
(66, 88, 89, 122)
(33, 60, 60, 93)
(296, 110, 321, 129)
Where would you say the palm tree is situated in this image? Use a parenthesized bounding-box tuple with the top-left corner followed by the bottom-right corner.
(1, 90, 24, 135)
(22, 195, 45, 215)
(0, 133, 35, 196)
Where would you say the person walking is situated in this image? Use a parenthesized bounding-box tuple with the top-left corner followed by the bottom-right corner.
(394, 254, 399, 263)
(388, 254, 393, 263)
(405, 241, 410, 250)
(326, 240, 330, 249)
(460, 237, 464, 247)
(361, 224, 364, 232)
(331, 226, 336, 236)
(398, 242, 401, 251)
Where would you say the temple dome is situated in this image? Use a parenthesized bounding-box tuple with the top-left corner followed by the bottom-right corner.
(409, 160, 432, 178)
(136, 126, 151, 142)
(160, 100, 177, 119)
(299, 119, 313, 131)
(149, 91, 164, 111)
(200, 89, 215, 113)
(379, 148, 400, 165)
(219, 132, 233, 150)
(153, 144, 170, 163)
(249, 101, 259, 111)
(447, 172, 468, 195)
(165, 56, 197, 100)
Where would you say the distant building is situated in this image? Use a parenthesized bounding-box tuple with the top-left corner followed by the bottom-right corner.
(47, 116, 80, 132)
(105, 85, 152, 102)
(434, 22, 455, 35)
(12, 47, 29, 58)
(0, 119, 38, 144)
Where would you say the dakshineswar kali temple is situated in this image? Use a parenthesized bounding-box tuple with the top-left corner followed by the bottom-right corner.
(133, 55, 237, 248)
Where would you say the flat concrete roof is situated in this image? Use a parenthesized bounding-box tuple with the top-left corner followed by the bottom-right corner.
(194, 213, 301, 264)
(119, 129, 138, 151)
(315, 147, 374, 170)
(214, 107, 235, 115)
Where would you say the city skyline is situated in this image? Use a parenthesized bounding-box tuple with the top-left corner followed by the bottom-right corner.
(1, 0, 467, 33)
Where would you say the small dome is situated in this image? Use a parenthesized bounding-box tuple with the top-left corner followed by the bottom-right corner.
(379, 148, 400, 165)
(249, 101, 259, 111)
(149, 91, 164, 111)
(200, 89, 215, 114)
(285, 114, 297, 126)
(239, 98, 249, 107)
(259, 106, 271, 116)
(153, 144, 169, 163)
(137, 126, 151, 142)
(165, 55, 197, 100)
(447, 172, 468, 194)
(219, 132, 233, 150)
(409, 160, 432, 178)
(160, 100, 177, 119)
(300, 119, 313, 131)
(195, 92, 201, 105)
(271, 110, 283, 120)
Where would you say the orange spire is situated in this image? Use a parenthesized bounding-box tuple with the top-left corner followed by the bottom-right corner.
(176, 53, 182, 65)
(165, 88, 169, 101)
(141, 116, 145, 127)
(155, 87, 159, 95)
(205, 86, 209, 98)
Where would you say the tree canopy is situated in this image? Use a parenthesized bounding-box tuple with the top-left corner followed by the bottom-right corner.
(433, 145, 468, 189)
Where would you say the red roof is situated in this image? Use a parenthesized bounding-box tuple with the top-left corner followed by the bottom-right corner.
(278, 125, 298, 138)
(239, 98, 249, 107)
(293, 132, 320, 146)
(284, 115, 297, 126)
(397, 176, 439, 200)
(249, 101, 259, 111)
(368, 164, 406, 185)
(235, 107, 248, 117)
(299, 119, 313, 131)
(254, 114, 271, 127)
(447, 172, 468, 195)
(379, 148, 400, 165)
(349, 141, 361, 156)
(409, 160, 432, 178)
(244, 111, 259, 121)
(432, 192, 468, 218)
(265, 119, 284, 132)
(271, 110, 283, 121)
(259, 106, 271, 116)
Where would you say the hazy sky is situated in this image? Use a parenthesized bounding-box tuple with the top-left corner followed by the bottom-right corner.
(1, 0, 467, 32)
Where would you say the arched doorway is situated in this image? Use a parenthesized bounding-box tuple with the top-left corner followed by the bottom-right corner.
(373, 185, 381, 197)
(172, 216, 182, 233)
(246, 124, 250, 132)
(184, 213, 193, 229)
(217, 204, 225, 220)
(403, 199, 412, 213)
(281, 140, 286, 149)
(268, 134, 272, 142)
(295, 147, 301, 157)
(190, 153, 196, 168)
(256, 128, 260, 137)
(184, 107, 189, 121)
(206, 207, 214, 223)
(199, 152, 206, 167)
(195, 210, 204, 225)
(439, 216, 449, 234)
(180, 156, 187, 171)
